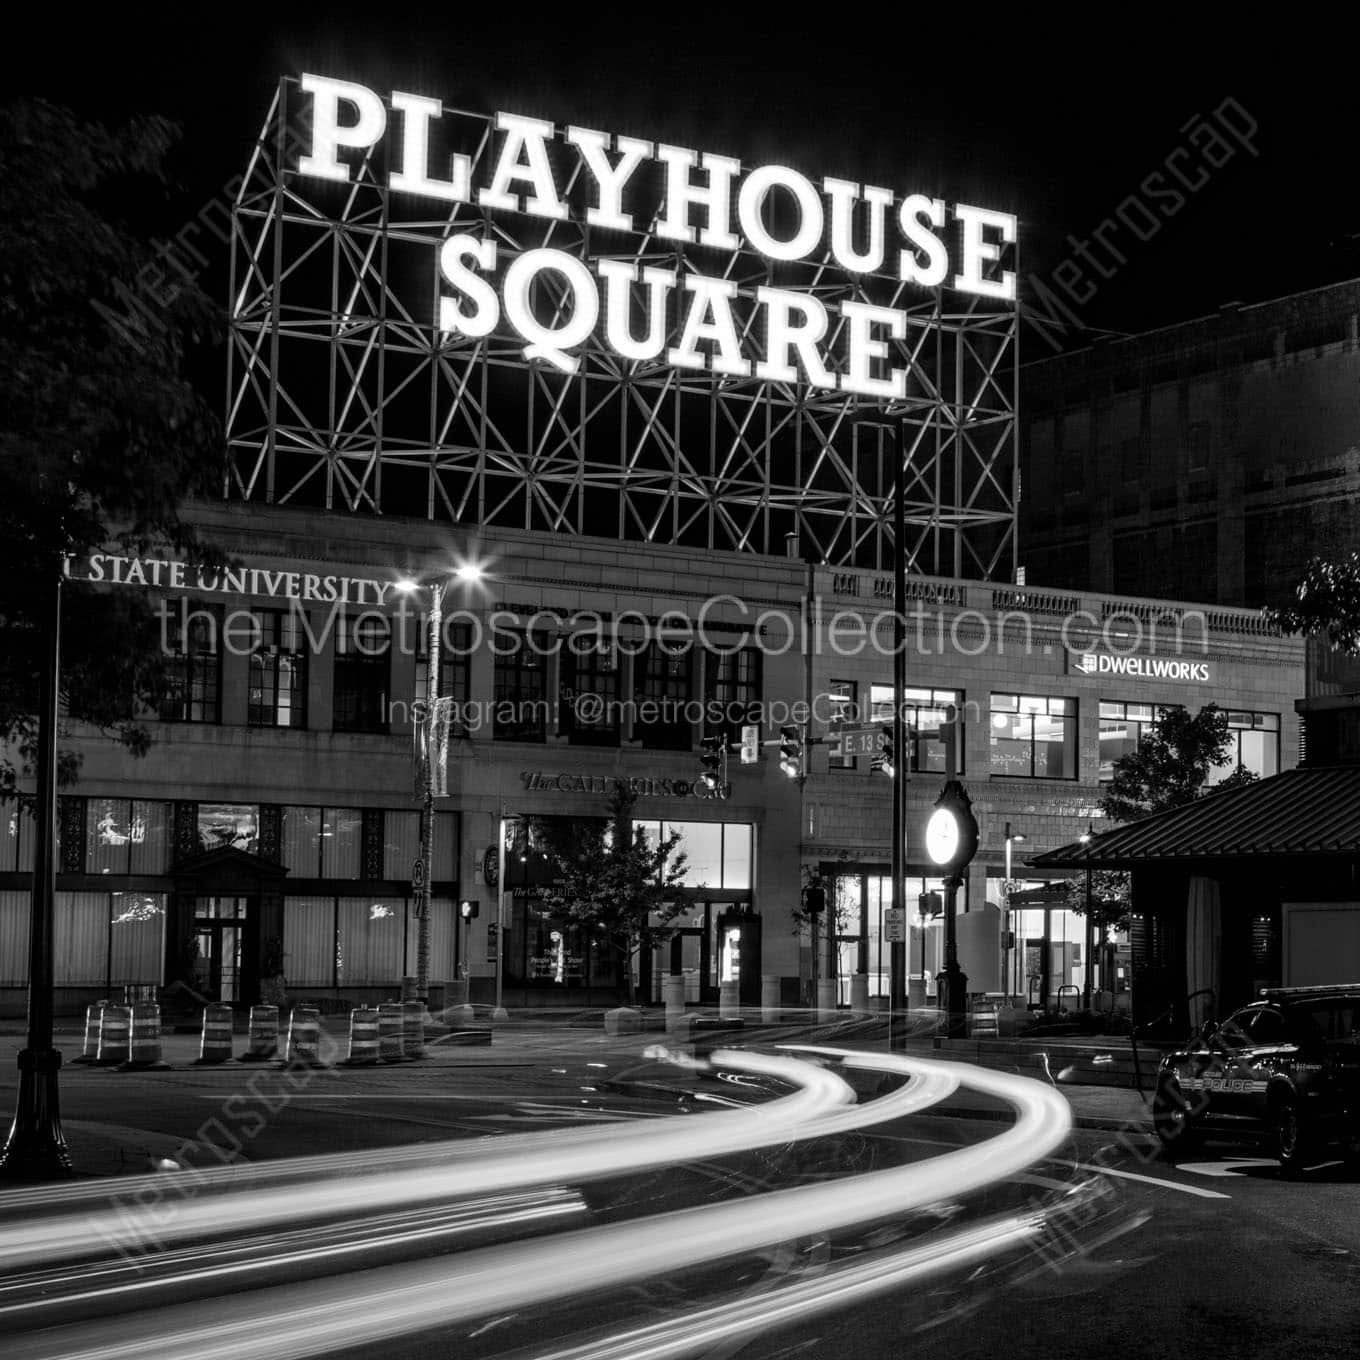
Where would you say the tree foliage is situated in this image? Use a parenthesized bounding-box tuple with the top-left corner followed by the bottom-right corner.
(0, 98, 227, 798)
(534, 786, 691, 1002)
(1264, 552, 1360, 654)
(1099, 703, 1256, 825)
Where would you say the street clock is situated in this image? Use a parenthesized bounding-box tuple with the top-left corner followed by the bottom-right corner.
(924, 781, 978, 873)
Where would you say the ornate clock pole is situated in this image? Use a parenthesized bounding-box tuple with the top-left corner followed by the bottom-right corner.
(924, 781, 978, 1038)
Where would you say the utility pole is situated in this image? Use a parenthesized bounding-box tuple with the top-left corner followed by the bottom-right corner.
(889, 418, 908, 1048)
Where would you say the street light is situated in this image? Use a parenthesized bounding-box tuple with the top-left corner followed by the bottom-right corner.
(394, 560, 485, 1008)
(0, 570, 70, 1179)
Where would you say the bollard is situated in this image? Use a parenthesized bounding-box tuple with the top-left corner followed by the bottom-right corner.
(663, 975, 687, 1033)
(284, 1006, 327, 1068)
(378, 1002, 406, 1062)
(816, 978, 838, 1022)
(73, 1001, 107, 1064)
(401, 1000, 426, 1060)
(195, 1003, 235, 1064)
(849, 973, 871, 1015)
(120, 1001, 171, 1071)
(343, 1007, 381, 1066)
(718, 980, 740, 1020)
(96, 1004, 132, 1066)
(760, 974, 781, 1025)
(239, 1005, 279, 1062)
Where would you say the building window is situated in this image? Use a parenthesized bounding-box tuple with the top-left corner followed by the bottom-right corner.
(494, 631, 548, 742)
(1098, 701, 1167, 780)
(633, 641, 693, 751)
(249, 609, 308, 728)
(990, 693, 1077, 778)
(1186, 421, 1211, 474)
(704, 647, 761, 744)
(870, 685, 964, 774)
(333, 613, 390, 734)
(196, 803, 260, 854)
(1209, 710, 1280, 783)
(560, 640, 620, 746)
(827, 680, 858, 770)
(415, 621, 472, 736)
(160, 605, 220, 723)
(84, 799, 174, 874)
(1119, 437, 1146, 485)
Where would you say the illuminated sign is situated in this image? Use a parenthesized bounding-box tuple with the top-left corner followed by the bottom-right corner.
(295, 74, 1017, 387)
(1068, 649, 1214, 684)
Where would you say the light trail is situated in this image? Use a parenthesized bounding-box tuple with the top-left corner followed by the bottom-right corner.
(2, 1054, 1073, 1360)
(0, 1048, 861, 1272)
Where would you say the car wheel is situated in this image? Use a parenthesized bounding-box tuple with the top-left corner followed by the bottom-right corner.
(1152, 1076, 1199, 1154)
(1273, 1096, 1314, 1177)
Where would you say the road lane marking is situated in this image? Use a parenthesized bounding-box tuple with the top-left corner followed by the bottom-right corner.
(1073, 1163, 1230, 1199)
(1176, 1158, 1279, 1179)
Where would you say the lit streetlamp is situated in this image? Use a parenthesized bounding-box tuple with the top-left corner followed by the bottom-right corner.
(1079, 820, 1096, 1006)
(395, 560, 484, 1007)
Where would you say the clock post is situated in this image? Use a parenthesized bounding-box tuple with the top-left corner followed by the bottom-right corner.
(924, 781, 978, 1038)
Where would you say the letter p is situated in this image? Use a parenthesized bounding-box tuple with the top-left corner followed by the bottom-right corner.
(298, 74, 387, 183)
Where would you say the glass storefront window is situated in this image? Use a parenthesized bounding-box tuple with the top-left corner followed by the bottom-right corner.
(721, 825, 752, 890)
(284, 896, 336, 987)
(109, 892, 165, 984)
(197, 804, 260, 854)
(336, 896, 403, 984)
(383, 811, 420, 881)
(283, 806, 321, 876)
(321, 808, 362, 879)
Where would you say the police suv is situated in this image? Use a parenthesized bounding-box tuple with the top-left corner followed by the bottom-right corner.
(1153, 984, 1360, 1175)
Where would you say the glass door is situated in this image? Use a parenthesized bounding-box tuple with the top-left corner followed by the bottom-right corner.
(194, 896, 248, 1003)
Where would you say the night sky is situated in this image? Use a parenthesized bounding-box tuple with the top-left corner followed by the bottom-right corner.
(17, 7, 1360, 343)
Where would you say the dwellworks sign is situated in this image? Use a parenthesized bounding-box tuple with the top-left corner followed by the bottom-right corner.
(1069, 650, 1214, 683)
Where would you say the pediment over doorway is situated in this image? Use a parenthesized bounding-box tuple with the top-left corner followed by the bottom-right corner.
(170, 845, 290, 891)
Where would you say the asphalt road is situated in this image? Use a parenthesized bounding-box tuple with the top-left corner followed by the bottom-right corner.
(1, 1040, 1357, 1360)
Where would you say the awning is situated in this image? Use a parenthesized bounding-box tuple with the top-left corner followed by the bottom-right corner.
(1030, 764, 1360, 868)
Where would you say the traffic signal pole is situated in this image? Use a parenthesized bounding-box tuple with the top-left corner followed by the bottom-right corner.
(889, 420, 908, 1049)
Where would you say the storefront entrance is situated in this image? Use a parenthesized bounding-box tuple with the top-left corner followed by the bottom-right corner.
(193, 896, 252, 1002)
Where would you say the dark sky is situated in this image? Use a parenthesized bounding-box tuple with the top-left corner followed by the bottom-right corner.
(19, 6, 1360, 342)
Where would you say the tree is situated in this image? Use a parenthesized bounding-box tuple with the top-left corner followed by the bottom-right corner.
(535, 786, 691, 1004)
(1264, 551, 1360, 653)
(1099, 703, 1257, 825)
(0, 98, 227, 800)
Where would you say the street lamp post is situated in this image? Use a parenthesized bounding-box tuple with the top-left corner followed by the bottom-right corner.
(1080, 821, 1095, 1006)
(398, 561, 484, 1009)
(0, 572, 71, 1179)
(925, 782, 979, 1038)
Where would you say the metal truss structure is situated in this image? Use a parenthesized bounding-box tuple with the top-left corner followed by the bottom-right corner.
(227, 78, 1019, 577)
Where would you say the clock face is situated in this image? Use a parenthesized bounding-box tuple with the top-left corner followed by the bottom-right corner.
(925, 808, 960, 866)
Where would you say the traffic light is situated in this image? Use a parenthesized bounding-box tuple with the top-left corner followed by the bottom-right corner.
(778, 724, 803, 779)
(804, 883, 826, 914)
(700, 735, 724, 790)
(459, 899, 479, 921)
(871, 725, 895, 777)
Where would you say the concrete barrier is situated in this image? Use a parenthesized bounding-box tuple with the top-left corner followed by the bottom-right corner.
(718, 980, 740, 1019)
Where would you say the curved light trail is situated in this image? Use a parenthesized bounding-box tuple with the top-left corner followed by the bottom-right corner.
(2, 1053, 1073, 1360)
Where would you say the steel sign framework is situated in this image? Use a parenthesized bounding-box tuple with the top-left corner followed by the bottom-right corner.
(226, 78, 1019, 576)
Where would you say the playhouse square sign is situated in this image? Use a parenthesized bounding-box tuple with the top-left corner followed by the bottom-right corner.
(295, 74, 1018, 389)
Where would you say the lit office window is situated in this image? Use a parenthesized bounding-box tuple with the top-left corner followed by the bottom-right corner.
(827, 680, 858, 770)
(1098, 700, 1165, 779)
(560, 640, 620, 746)
(1209, 711, 1280, 783)
(704, 647, 761, 745)
(249, 609, 308, 728)
(415, 621, 471, 736)
(870, 685, 964, 773)
(990, 693, 1077, 779)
